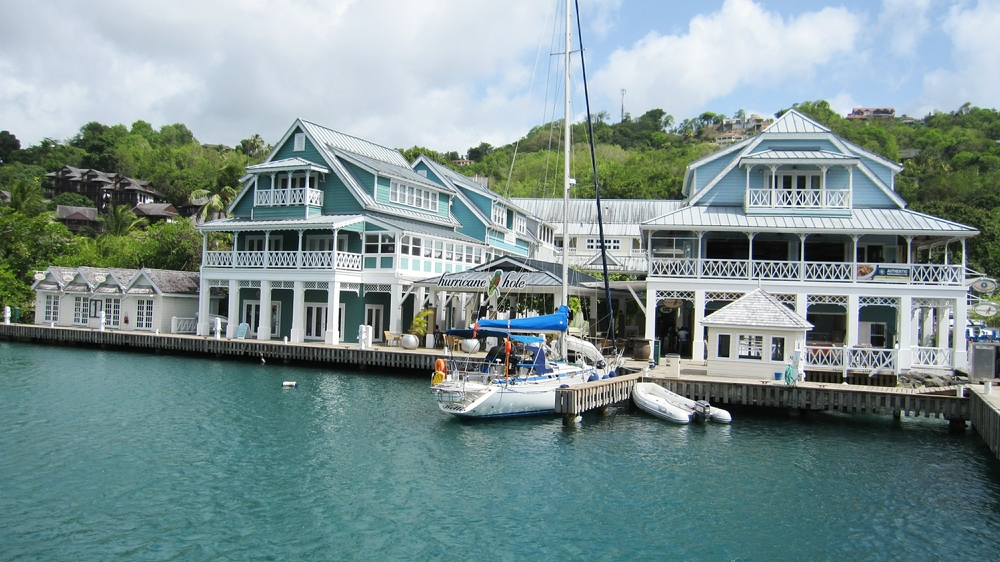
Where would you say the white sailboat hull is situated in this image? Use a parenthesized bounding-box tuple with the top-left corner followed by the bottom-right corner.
(433, 365, 593, 418)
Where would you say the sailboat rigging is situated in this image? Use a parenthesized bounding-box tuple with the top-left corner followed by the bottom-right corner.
(429, 0, 623, 418)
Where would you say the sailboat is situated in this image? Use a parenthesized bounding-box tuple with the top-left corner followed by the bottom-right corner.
(431, 0, 621, 418)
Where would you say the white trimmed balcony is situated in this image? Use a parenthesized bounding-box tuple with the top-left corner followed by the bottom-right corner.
(203, 250, 362, 270)
(649, 258, 964, 285)
(746, 187, 850, 210)
(254, 187, 324, 207)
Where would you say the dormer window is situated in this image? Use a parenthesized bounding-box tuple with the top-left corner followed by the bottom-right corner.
(492, 204, 506, 226)
(293, 133, 305, 152)
(389, 181, 439, 212)
(513, 214, 527, 235)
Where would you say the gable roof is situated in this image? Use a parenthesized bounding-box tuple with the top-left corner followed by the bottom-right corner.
(701, 289, 813, 330)
(762, 110, 830, 134)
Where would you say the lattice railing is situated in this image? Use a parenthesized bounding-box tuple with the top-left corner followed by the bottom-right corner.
(172, 317, 197, 334)
(848, 347, 897, 374)
(910, 264, 963, 285)
(267, 251, 298, 268)
(701, 259, 748, 279)
(204, 252, 233, 267)
(911, 346, 953, 368)
(205, 250, 363, 270)
(746, 188, 850, 209)
(650, 258, 697, 277)
(806, 346, 844, 369)
(235, 251, 263, 267)
(753, 260, 800, 280)
(254, 187, 324, 207)
(804, 262, 854, 281)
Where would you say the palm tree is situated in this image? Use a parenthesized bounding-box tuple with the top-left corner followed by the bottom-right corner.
(101, 204, 148, 237)
(7, 180, 46, 217)
(190, 162, 242, 222)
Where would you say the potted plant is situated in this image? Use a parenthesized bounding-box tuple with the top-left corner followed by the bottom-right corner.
(403, 308, 435, 349)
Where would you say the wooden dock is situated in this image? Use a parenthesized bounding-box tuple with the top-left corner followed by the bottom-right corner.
(555, 372, 968, 423)
(969, 385, 1000, 460)
(0, 323, 439, 372)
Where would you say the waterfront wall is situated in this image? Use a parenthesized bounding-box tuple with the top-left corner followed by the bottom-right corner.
(0, 323, 436, 373)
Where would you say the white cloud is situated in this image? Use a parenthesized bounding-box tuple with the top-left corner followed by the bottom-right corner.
(918, 0, 1000, 114)
(877, 0, 932, 57)
(828, 92, 859, 116)
(0, 0, 555, 151)
(589, 0, 861, 119)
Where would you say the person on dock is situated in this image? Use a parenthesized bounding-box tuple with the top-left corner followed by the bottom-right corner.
(677, 326, 690, 358)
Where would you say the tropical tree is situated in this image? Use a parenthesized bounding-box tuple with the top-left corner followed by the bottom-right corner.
(0, 130, 20, 164)
(6, 179, 46, 217)
(190, 165, 240, 222)
(100, 204, 148, 237)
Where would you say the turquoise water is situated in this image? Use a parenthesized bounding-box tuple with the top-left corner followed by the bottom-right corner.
(2, 342, 1000, 561)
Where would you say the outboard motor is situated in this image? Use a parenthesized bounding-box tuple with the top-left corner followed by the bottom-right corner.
(693, 400, 711, 424)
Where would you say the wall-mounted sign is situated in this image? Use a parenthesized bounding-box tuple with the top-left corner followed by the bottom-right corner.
(857, 264, 911, 283)
(973, 303, 999, 317)
(436, 270, 530, 291)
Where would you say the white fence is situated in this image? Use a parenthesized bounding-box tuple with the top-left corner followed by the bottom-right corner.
(805, 345, 899, 376)
(204, 251, 363, 271)
(650, 258, 963, 285)
(254, 187, 324, 207)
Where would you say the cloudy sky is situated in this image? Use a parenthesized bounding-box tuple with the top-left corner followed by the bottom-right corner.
(1, 0, 997, 154)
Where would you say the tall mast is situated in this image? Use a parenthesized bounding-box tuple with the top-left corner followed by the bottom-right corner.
(561, 0, 571, 308)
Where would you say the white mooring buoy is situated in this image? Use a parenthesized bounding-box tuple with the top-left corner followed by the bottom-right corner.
(282, 381, 297, 388)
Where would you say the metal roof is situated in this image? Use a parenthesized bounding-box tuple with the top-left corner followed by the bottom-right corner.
(412, 256, 600, 289)
(299, 120, 410, 168)
(366, 212, 481, 244)
(642, 206, 979, 236)
(740, 150, 859, 164)
(246, 157, 330, 174)
(331, 148, 449, 192)
(197, 214, 366, 232)
(762, 110, 830, 134)
(701, 289, 813, 330)
(513, 198, 683, 234)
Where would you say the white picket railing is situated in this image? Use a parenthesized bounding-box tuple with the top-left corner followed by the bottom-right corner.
(254, 187, 324, 207)
(650, 258, 963, 286)
(746, 188, 850, 209)
(911, 346, 954, 368)
(171, 317, 197, 334)
(805, 345, 898, 375)
(204, 251, 363, 271)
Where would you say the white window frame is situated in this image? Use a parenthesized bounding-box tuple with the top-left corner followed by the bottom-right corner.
(73, 296, 87, 325)
(492, 204, 506, 226)
(293, 133, 305, 152)
(738, 334, 763, 360)
(43, 294, 60, 323)
(104, 298, 121, 328)
(513, 214, 527, 235)
(586, 238, 620, 251)
(389, 181, 439, 212)
(136, 299, 154, 330)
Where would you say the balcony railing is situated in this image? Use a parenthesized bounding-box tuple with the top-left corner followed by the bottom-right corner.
(911, 346, 954, 369)
(746, 188, 850, 210)
(649, 258, 964, 285)
(204, 250, 362, 270)
(254, 187, 324, 207)
(805, 345, 898, 375)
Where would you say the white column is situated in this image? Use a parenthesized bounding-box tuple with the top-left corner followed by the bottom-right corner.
(847, 294, 860, 347)
(936, 306, 949, 349)
(953, 297, 968, 371)
(589, 294, 599, 334)
(898, 296, 912, 370)
(196, 274, 211, 336)
(325, 280, 341, 345)
(921, 308, 934, 346)
(257, 280, 271, 340)
(389, 282, 403, 334)
(644, 288, 656, 341)
(290, 281, 305, 343)
(692, 290, 706, 362)
(911, 304, 921, 347)
(795, 293, 808, 319)
(226, 279, 239, 338)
